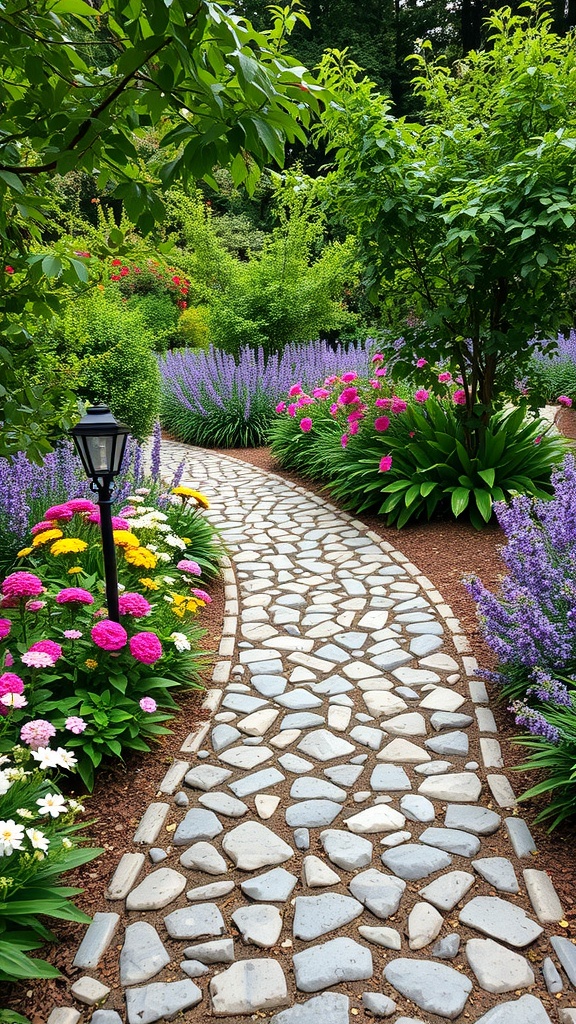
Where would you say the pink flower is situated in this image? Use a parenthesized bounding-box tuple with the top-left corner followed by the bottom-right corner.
(288, 383, 302, 397)
(2, 572, 43, 599)
(192, 588, 212, 604)
(453, 389, 467, 405)
(558, 395, 573, 407)
(56, 587, 93, 606)
(375, 367, 387, 377)
(20, 719, 56, 750)
(371, 353, 384, 362)
(287, 403, 297, 417)
(349, 421, 359, 435)
(4, 652, 13, 667)
(535, 436, 542, 445)
(379, 455, 393, 472)
(339, 387, 359, 405)
(43, 503, 74, 522)
(130, 631, 163, 665)
(177, 559, 201, 576)
(416, 358, 428, 368)
(1, 692, 27, 709)
(118, 592, 152, 617)
(91, 619, 128, 651)
(324, 375, 338, 386)
(391, 397, 407, 414)
(438, 372, 452, 383)
(26, 601, 45, 612)
(329, 403, 339, 416)
(299, 417, 313, 433)
(374, 416, 390, 432)
(297, 395, 313, 406)
(414, 389, 430, 403)
(341, 372, 357, 382)
(341, 434, 349, 448)
(31, 520, 58, 535)
(29, 640, 62, 663)
(64, 629, 83, 640)
(139, 697, 157, 713)
(375, 397, 392, 409)
(65, 498, 98, 514)
(369, 379, 381, 389)
(65, 716, 87, 734)
(0, 619, 10, 640)
(0, 672, 24, 696)
(313, 388, 330, 399)
(22, 651, 55, 668)
(275, 401, 286, 414)
(120, 506, 137, 518)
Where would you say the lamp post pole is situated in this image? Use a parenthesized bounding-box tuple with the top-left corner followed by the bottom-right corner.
(96, 478, 120, 623)
(70, 403, 129, 626)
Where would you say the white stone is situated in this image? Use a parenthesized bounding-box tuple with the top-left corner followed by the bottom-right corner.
(419, 687, 467, 712)
(222, 821, 294, 871)
(408, 902, 444, 950)
(179, 842, 228, 875)
(255, 795, 281, 820)
(231, 905, 283, 948)
(381, 713, 427, 736)
(363, 692, 408, 717)
(466, 938, 535, 994)
(270, 729, 302, 749)
(378, 738, 430, 763)
(237, 709, 280, 736)
(210, 959, 289, 1016)
(297, 729, 356, 761)
(327, 705, 352, 731)
(218, 746, 274, 769)
(358, 925, 402, 950)
(418, 773, 482, 803)
(302, 855, 341, 888)
(345, 805, 406, 835)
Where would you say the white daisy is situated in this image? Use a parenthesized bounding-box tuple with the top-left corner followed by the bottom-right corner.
(36, 793, 67, 818)
(0, 819, 25, 856)
(25, 827, 49, 854)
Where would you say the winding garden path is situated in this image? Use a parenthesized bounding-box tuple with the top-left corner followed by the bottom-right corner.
(50, 442, 575, 1024)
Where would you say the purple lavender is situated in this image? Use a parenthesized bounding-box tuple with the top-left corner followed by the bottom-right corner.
(172, 459, 185, 488)
(527, 669, 573, 707)
(509, 702, 561, 743)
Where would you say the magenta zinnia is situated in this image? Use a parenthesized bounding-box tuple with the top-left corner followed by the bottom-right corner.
(0, 672, 24, 696)
(56, 587, 94, 605)
(29, 640, 62, 663)
(2, 572, 43, 599)
(130, 631, 162, 664)
(118, 592, 152, 617)
(43, 503, 75, 521)
(299, 417, 313, 433)
(379, 455, 393, 472)
(177, 559, 201, 576)
(0, 619, 10, 640)
(91, 619, 128, 651)
(374, 416, 390, 432)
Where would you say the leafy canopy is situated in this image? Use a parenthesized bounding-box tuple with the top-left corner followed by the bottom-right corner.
(318, 4, 576, 426)
(0, 0, 322, 459)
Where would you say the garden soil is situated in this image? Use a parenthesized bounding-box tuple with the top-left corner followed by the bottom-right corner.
(7, 441, 576, 1023)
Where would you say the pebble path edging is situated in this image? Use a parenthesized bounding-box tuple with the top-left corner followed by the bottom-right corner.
(47, 442, 575, 1024)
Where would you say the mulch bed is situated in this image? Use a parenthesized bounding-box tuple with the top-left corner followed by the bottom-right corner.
(7, 433, 576, 1021)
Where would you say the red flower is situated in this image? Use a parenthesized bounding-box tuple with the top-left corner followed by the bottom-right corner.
(110, 274, 121, 281)
(111, 259, 122, 266)
(172, 275, 181, 285)
(177, 300, 187, 310)
(74, 250, 91, 258)
(5, 266, 14, 274)
(120, 267, 129, 276)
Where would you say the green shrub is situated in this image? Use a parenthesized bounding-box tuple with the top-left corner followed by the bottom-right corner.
(270, 369, 569, 527)
(177, 306, 211, 349)
(526, 356, 576, 406)
(129, 293, 179, 352)
(80, 340, 160, 440)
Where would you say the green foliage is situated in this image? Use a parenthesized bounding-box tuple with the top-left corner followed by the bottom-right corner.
(0, 0, 323, 459)
(177, 307, 211, 349)
(131, 294, 180, 353)
(318, 6, 576, 430)
(525, 357, 576, 406)
(270, 373, 569, 527)
(0, 752, 101, 982)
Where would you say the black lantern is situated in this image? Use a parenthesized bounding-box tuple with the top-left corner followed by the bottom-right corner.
(70, 404, 130, 622)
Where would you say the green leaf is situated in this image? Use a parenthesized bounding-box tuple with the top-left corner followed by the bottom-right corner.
(451, 486, 471, 518)
(474, 487, 493, 522)
(477, 467, 496, 487)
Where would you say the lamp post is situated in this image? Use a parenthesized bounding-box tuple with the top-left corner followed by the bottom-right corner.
(70, 404, 129, 623)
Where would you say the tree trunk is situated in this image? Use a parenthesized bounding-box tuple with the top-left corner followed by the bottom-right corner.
(461, 0, 483, 54)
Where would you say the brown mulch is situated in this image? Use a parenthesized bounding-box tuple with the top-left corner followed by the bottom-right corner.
(7, 426, 576, 1021)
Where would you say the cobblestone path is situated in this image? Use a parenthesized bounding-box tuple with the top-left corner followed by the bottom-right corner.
(52, 442, 575, 1024)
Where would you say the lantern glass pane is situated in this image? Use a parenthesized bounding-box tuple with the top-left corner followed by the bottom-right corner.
(86, 435, 114, 475)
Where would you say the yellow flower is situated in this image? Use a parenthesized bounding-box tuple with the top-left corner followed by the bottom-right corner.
(170, 592, 200, 617)
(51, 538, 88, 556)
(85, 658, 98, 670)
(181, 537, 191, 545)
(113, 529, 140, 549)
(17, 546, 33, 557)
(139, 577, 159, 590)
(32, 529, 63, 547)
(124, 547, 157, 569)
(171, 486, 210, 509)
(68, 566, 84, 574)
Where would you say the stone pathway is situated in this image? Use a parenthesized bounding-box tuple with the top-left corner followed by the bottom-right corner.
(49, 443, 576, 1024)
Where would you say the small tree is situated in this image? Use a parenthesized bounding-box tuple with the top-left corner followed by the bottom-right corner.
(318, 5, 576, 436)
(0, 0, 322, 459)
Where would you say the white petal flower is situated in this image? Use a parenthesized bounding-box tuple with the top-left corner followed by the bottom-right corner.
(170, 631, 191, 652)
(52, 747, 78, 770)
(36, 793, 67, 818)
(16, 807, 34, 819)
(0, 772, 13, 796)
(157, 552, 171, 563)
(26, 827, 49, 853)
(0, 692, 27, 708)
(164, 534, 186, 549)
(31, 747, 60, 770)
(0, 819, 25, 856)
